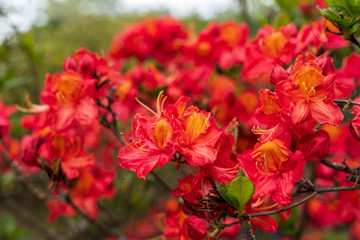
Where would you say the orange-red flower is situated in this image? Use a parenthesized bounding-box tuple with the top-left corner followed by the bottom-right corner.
(118, 116, 178, 179)
(238, 139, 305, 204)
(272, 52, 343, 126)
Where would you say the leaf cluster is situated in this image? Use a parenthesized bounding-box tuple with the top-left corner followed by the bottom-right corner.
(319, 0, 360, 46)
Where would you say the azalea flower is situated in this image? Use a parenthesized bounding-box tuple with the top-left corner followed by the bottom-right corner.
(272, 52, 343, 126)
(238, 139, 305, 204)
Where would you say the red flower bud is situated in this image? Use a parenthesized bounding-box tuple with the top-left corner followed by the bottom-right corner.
(184, 216, 207, 240)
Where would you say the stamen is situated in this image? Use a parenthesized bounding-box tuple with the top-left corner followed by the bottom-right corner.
(188, 112, 210, 143)
(255, 154, 272, 176)
(17, 92, 49, 113)
(252, 125, 277, 142)
(187, 165, 199, 175)
(252, 196, 266, 208)
(136, 90, 168, 117)
(156, 90, 167, 114)
(120, 132, 145, 156)
(252, 126, 274, 134)
(255, 160, 263, 173)
(135, 97, 158, 116)
(310, 95, 327, 102)
(302, 85, 327, 103)
(255, 202, 279, 211)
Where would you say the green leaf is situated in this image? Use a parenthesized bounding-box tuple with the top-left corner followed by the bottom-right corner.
(349, 22, 360, 34)
(325, 0, 360, 15)
(319, 8, 348, 30)
(356, 0, 360, 13)
(216, 176, 255, 212)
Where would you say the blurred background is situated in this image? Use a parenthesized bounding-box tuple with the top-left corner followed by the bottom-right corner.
(0, 0, 313, 106)
(1, 1, 352, 239)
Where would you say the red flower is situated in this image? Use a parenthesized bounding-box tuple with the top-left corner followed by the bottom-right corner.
(41, 71, 98, 132)
(238, 139, 305, 204)
(349, 97, 360, 141)
(47, 201, 76, 222)
(109, 16, 188, 66)
(118, 116, 177, 179)
(273, 52, 343, 126)
(184, 21, 248, 68)
(184, 216, 208, 239)
(241, 23, 298, 82)
(119, 92, 230, 178)
(177, 106, 224, 166)
(70, 168, 115, 218)
(40, 134, 95, 179)
(0, 101, 16, 137)
(62, 48, 102, 78)
(298, 129, 330, 161)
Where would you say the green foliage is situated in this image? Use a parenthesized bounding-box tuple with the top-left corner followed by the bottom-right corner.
(216, 176, 255, 212)
(320, 0, 360, 44)
(325, 0, 360, 15)
(0, 212, 33, 240)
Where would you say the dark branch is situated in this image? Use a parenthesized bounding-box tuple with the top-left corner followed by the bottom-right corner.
(96, 83, 126, 146)
(64, 194, 120, 238)
(349, 34, 360, 48)
(150, 172, 173, 192)
(334, 99, 360, 107)
(320, 159, 360, 175)
(222, 183, 360, 228)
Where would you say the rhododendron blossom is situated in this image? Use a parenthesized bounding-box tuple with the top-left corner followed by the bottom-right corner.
(238, 139, 305, 204)
(272, 52, 343, 126)
(3, 7, 360, 239)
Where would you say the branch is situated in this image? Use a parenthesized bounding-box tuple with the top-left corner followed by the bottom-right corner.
(222, 183, 360, 228)
(99, 98, 173, 193)
(251, 184, 360, 218)
(248, 191, 317, 219)
(0, 193, 66, 240)
(64, 194, 120, 238)
(150, 172, 173, 192)
(349, 34, 360, 48)
(334, 99, 360, 107)
(238, 0, 251, 25)
(96, 84, 126, 146)
(320, 159, 360, 175)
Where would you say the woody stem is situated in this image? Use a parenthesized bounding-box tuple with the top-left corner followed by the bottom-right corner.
(64, 194, 121, 237)
(222, 183, 360, 228)
(333, 99, 360, 107)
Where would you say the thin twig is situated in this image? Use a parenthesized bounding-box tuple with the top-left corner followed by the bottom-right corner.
(0, 193, 66, 240)
(150, 172, 173, 192)
(238, 0, 251, 25)
(320, 159, 360, 175)
(222, 183, 360, 228)
(334, 99, 360, 107)
(349, 34, 360, 48)
(96, 83, 126, 146)
(100, 99, 173, 193)
(64, 194, 119, 238)
(248, 191, 318, 219)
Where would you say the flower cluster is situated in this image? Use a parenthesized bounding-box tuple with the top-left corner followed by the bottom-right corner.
(18, 49, 118, 220)
(2, 8, 360, 239)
